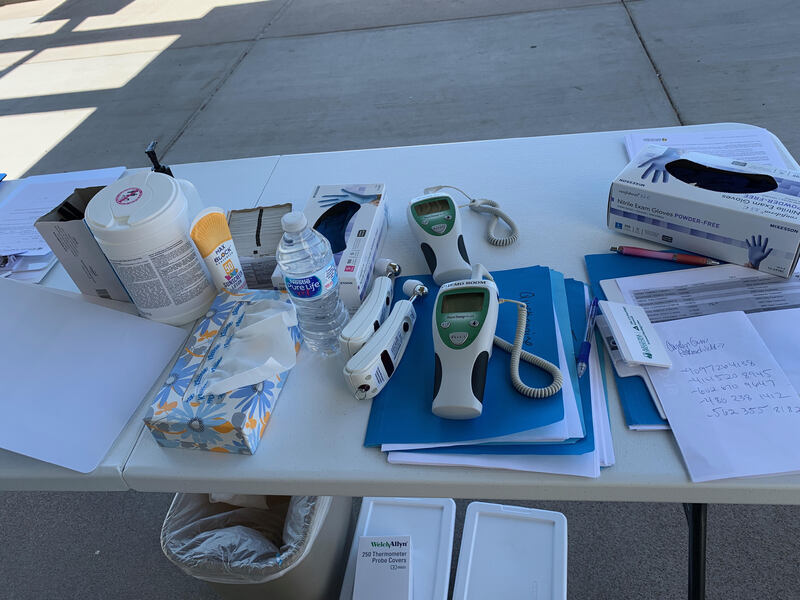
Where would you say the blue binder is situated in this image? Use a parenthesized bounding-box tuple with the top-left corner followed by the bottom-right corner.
(364, 266, 567, 446)
(584, 252, 695, 428)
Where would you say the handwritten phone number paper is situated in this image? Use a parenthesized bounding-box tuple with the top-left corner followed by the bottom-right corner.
(646, 311, 800, 482)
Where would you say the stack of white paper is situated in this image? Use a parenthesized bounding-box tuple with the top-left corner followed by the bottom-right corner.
(386, 288, 615, 478)
(647, 311, 800, 482)
(601, 264, 800, 428)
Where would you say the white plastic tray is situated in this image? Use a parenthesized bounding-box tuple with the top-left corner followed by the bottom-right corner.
(339, 497, 456, 600)
(452, 502, 567, 600)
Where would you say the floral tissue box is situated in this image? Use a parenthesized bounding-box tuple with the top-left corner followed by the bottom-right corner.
(144, 289, 301, 454)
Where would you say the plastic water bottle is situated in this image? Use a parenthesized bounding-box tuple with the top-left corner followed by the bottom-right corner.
(276, 212, 349, 355)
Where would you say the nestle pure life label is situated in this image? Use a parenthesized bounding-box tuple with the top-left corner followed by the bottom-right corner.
(284, 259, 338, 299)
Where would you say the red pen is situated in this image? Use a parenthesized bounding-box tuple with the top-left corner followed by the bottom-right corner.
(610, 245, 720, 266)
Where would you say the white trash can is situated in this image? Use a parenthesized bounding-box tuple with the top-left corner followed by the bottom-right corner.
(161, 494, 353, 600)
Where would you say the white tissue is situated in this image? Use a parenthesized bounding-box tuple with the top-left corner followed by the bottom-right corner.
(205, 299, 298, 395)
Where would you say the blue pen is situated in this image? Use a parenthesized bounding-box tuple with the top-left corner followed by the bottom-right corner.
(576, 297, 599, 378)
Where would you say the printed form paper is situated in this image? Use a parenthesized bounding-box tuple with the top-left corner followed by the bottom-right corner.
(610, 264, 800, 323)
(624, 128, 790, 169)
(646, 312, 800, 482)
(0, 167, 124, 255)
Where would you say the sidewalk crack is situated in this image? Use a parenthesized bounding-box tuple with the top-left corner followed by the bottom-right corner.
(621, 0, 684, 125)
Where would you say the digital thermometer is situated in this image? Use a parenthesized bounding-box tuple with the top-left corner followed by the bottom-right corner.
(431, 279, 499, 419)
(339, 260, 400, 358)
(407, 193, 471, 285)
(344, 281, 427, 399)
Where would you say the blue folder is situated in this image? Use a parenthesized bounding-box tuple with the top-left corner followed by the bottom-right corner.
(551, 270, 585, 434)
(364, 266, 567, 446)
(584, 252, 695, 428)
(402, 278, 598, 456)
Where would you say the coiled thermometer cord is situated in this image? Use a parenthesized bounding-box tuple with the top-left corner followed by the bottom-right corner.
(464, 264, 562, 399)
(495, 298, 563, 398)
(424, 185, 519, 247)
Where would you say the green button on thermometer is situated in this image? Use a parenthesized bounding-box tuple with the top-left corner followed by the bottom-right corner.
(407, 193, 471, 285)
(432, 279, 499, 419)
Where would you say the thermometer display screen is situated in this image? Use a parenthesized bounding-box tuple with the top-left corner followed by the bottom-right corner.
(414, 197, 450, 216)
(442, 292, 484, 314)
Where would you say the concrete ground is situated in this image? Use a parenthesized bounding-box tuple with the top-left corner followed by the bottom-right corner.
(1, 0, 800, 598)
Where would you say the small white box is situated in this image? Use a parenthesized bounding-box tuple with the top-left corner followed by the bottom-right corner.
(353, 535, 412, 600)
(598, 300, 671, 368)
(608, 145, 800, 278)
(452, 502, 567, 600)
(303, 184, 388, 312)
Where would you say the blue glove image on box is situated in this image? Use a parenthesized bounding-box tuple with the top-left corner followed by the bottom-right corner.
(745, 234, 773, 269)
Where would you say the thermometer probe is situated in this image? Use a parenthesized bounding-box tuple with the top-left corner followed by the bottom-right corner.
(339, 259, 401, 358)
(344, 280, 428, 400)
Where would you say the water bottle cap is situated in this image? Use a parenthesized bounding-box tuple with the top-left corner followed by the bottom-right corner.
(281, 211, 307, 233)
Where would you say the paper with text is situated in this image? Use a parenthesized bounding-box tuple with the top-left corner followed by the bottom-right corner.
(0, 167, 124, 255)
(624, 128, 789, 169)
(612, 265, 800, 323)
(647, 311, 800, 482)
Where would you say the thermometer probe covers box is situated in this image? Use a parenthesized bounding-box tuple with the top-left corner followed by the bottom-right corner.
(608, 145, 800, 278)
(340, 497, 456, 600)
(303, 184, 388, 312)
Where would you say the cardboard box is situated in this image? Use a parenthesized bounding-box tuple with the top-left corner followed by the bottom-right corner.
(276, 184, 388, 312)
(34, 186, 131, 301)
(228, 203, 292, 289)
(608, 146, 800, 278)
(143, 289, 301, 454)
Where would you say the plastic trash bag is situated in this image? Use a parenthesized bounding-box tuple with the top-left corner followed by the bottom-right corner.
(161, 493, 318, 584)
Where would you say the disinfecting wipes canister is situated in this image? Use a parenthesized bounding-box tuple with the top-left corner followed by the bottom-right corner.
(85, 171, 216, 325)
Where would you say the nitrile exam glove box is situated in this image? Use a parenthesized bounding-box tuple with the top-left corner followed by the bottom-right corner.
(304, 184, 388, 312)
(608, 145, 800, 278)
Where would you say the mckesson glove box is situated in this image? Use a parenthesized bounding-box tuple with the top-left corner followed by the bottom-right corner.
(608, 145, 800, 278)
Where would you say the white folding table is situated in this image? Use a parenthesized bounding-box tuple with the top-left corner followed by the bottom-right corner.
(3, 124, 797, 599)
